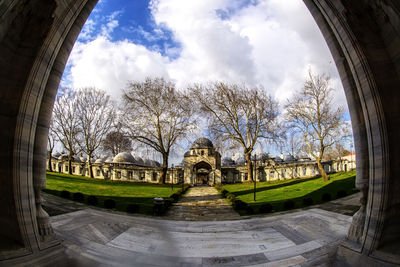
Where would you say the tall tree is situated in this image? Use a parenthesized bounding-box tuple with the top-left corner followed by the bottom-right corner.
(52, 89, 80, 174)
(102, 131, 132, 156)
(76, 88, 115, 178)
(123, 77, 196, 184)
(47, 118, 57, 172)
(285, 70, 348, 181)
(192, 82, 279, 182)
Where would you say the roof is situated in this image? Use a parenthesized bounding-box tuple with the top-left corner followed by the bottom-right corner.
(191, 137, 213, 149)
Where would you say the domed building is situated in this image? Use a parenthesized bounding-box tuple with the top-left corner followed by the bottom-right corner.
(183, 138, 221, 185)
(113, 152, 136, 164)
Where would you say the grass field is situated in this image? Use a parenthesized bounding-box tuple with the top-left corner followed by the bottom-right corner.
(222, 170, 357, 213)
(44, 172, 184, 215)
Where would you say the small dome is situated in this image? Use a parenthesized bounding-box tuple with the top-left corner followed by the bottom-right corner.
(134, 156, 144, 165)
(80, 156, 86, 162)
(143, 159, 153, 166)
(191, 138, 213, 149)
(184, 151, 191, 157)
(105, 157, 113, 163)
(222, 157, 235, 166)
(73, 156, 82, 163)
(58, 154, 68, 161)
(53, 152, 61, 158)
(113, 152, 135, 164)
(94, 158, 104, 164)
(283, 154, 295, 162)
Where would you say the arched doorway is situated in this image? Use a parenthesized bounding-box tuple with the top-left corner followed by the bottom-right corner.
(193, 161, 212, 185)
(0, 0, 399, 265)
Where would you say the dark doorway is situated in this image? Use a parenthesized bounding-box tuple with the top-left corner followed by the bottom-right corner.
(193, 161, 212, 185)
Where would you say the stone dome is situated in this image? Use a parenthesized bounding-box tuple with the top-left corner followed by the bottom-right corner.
(53, 152, 61, 158)
(105, 157, 113, 163)
(222, 157, 235, 166)
(283, 154, 295, 162)
(113, 152, 135, 164)
(191, 137, 213, 149)
(58, 154, 68, 161)
(184, 151, 191, 157)
(73, 156, 82, 163)
(94, 158, 104, 164)
(134, 156, 144, 165)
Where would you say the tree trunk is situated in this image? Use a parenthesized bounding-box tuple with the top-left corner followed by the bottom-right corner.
(68, 153, 73, 175)
(245, 152, 254, 182)
(48, 150, 52, 172)
(160, 153, 168, 184)
(317, 158, 329, 181)
(87, 154, 94, 178)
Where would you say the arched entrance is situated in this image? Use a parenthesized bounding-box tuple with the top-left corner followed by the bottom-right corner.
(0, 0, 399, 265)
(193, 161, 212, 185)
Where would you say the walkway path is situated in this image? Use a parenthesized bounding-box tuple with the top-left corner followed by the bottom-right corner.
(165, 186, 241, 221)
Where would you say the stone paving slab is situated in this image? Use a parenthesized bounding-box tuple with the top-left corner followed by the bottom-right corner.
(49, 208, 351, 266)
(165, 186, 241, 221)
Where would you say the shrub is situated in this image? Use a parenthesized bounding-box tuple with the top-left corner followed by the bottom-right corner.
(302, 198, 314, 206)
(60, 190, 70, 199)
(322, 193, 332, 202)
(104, 199, 116, 209)
(246, 206, 254, 215)
(226, 193, 236, 201)
(233, 199, 247, 210)
(336, 190, 347, 198)
(164, 198, 173, 208)
(171, 193, 180, 201)
(126, 204, 140, 213)
(259, 203, 273, 213)
(87, 195, 98, 206)
(72, 192, 84, 202)
(221, 189, 228, 198)
(283, 200, 295, 210)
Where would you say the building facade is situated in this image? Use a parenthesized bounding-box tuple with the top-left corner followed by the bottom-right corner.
(48, 138, 355, 185)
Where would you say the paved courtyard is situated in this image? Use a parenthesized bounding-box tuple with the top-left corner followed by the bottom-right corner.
(32, 188, 360, 266)
(165, 186, 241, 221)
(35, 207, 351, 266)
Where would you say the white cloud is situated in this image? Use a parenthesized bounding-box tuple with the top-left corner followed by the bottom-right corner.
(66, 0, 347, 109)
(67, 37, 170, 100)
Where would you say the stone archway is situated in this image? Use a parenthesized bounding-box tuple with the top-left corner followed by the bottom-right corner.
(193, 161, 212, 185)
(0, 0, 399, 265)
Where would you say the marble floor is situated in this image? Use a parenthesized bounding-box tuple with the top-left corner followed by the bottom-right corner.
(30, 207, 353, 267)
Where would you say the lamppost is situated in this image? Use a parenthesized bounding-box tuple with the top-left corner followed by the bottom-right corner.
(254, 153, 257, 202)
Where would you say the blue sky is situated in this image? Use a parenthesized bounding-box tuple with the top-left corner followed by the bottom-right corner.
(61, 0, 351, 162)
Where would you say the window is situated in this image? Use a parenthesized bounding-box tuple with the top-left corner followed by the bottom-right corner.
(72, 166, 76, 173)
(201, 150, 204, 156)
(65, 165, 68, 172)
(303, 167, 306, 176)
(166, 173, 170, 182)
(281, 170, 285, 178)
(53, 163, 56, 170)
(128, 171, 133, 179)
(96, 169, 100, 176)
(244, 173, 248, 181)
(152, 172, 157, 181)
(270, 171, 275, 179)
(139, 172, 145, 180)
(116, 171, 121, 179)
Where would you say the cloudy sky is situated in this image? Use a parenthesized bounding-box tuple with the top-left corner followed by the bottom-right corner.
(61, 0, 350, 161)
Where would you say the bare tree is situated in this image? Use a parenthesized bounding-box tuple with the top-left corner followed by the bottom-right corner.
(52, 89, 80, 174)
(47, 118, 57, 172)
(76, 88, 116, 178)
(285, 70, 348, 181)
(102, 131, 132, 156)
(192, 82, 279, 182)
(123, 77, 197, 184)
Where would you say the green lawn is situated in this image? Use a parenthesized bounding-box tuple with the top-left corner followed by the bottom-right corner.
(222, 170, 357, 213)
(44, 172, 185, 215)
